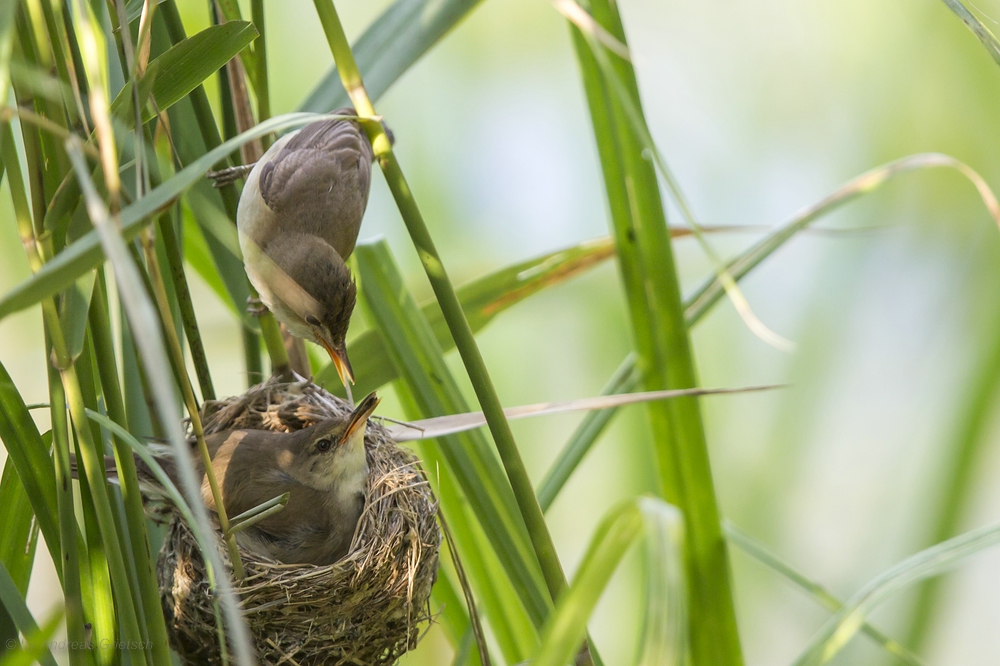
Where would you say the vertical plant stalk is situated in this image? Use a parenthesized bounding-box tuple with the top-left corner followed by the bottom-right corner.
(904, 323, 1000, 650)
(568, 1, 744, 664)
(89, 270, 173, 664)
(65, 139, 257, 666)
(139, 223, 247, 579)
(158, 214, 216, 400)
(310, 0, 574, 618)
(3, 117, 86, 665)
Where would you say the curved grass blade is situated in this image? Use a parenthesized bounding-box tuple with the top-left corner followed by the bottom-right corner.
(300, 0, 484, 112)
(724, 523, 924, 666)
(0, 111, 322, 321)
(533, 497, 686, 666)
(940, 0, 1000, 66)
(685, 153, 1000, 324)
(792, 521, 1000, 666)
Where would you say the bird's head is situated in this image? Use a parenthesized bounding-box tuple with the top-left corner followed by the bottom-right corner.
(254, 233, 357, 386)
(288, 392, 380, 491)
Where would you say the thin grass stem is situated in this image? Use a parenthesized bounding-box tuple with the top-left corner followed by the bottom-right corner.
(311, 0, 575, 628)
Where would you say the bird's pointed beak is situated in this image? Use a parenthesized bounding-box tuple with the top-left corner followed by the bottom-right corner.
(320, 337, 354, 387)
(341, 392, 380, 449)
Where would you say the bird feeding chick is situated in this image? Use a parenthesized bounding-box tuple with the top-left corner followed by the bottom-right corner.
(235, 111, 375, 390)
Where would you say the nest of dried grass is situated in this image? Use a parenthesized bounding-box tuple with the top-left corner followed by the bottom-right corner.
(156, 379, 440, 665)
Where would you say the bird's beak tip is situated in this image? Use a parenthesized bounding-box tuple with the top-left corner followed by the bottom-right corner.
(343, 392, 380, 444)
(321, 339, 354, 386)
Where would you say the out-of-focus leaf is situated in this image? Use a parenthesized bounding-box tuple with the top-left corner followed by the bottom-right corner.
(355, 239, 550, 636)
(0, 362, 59, 565)
(110, 21, 258, 128)
(123, 0, 167, 24)
(0, 0, 17, 102)
(0, 461, 38, 594)
(533, 497, 686, 666)
(301, 0, 485, 112)
(0, 564, 58, 666)
(725, 523, 924, 666)
(8, 60, 73, 103)
(0, 461, 38, 659)
(316, 237, 616, 393)
(793, 521, 1000, 666)
(0, 112, 318, 321)
(58, 270, 96, 361)
(0, 609, 61, 666)
(181, 210, 241, 317)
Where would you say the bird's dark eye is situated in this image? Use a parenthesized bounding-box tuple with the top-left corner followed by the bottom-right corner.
(306, 315, 321, 327)
(315, 438, 332, 453)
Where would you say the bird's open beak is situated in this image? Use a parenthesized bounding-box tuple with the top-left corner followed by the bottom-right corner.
(341, 392, 381, 448)
(320, 337, 354, 387)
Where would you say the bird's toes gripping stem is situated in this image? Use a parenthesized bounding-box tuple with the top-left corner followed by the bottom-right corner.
(207, 163, 256, 188)
(246, 296, 268, 317)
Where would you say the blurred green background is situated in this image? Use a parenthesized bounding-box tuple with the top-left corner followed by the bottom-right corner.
(4, 0, 1000, 663)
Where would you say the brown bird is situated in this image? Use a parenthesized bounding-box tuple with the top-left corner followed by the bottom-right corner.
(235, 110, 375, 389)
(85, 393, 381, 566)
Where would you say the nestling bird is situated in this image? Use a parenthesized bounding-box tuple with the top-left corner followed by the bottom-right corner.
(234, 110, 375, 389)
(86, 392, 382, 566)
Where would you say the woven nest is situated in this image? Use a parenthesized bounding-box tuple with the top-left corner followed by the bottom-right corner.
(156, 379, 441, 665)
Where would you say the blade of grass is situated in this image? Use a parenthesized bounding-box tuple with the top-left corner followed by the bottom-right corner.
(792, 520, 1000, 666)
(355, 239, 548, 645)
(0, 564, 57, 666)
(65, 138, 257, 666)
(0, 461, 38, 656)
(88, 268, 173, 664)
(533, 497, 686, 666)
(940, 0, 1000, 66)
(0, 609, 61, 666)
(568, 2, 742, 661)
(388, 384, 784, 442)
(300, 0, 484, 113)
(314, 10, 577, 632)
(724, 523, 924, 666)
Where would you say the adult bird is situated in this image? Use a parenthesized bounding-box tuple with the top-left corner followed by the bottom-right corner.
(234, 110, 375, 390)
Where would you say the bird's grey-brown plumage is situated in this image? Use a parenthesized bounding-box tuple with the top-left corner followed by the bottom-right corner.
(249, 112, 373, 259)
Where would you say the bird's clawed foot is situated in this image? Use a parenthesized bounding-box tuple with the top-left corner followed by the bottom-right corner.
(246, 296, 268, 317)
(207, 163, 256, 188)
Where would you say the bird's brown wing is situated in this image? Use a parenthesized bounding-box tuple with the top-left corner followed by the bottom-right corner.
(256, 111, 373, 260)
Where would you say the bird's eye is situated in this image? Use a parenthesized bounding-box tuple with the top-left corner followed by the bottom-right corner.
(315, 438, 332, 453)
(306, 315, 321, 327)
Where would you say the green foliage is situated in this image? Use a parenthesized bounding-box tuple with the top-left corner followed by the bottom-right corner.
(1, 1, 1000, 666)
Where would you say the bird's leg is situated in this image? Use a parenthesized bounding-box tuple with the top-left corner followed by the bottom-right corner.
(207, 163, 256, 188)
(246, 295, 268, 317)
